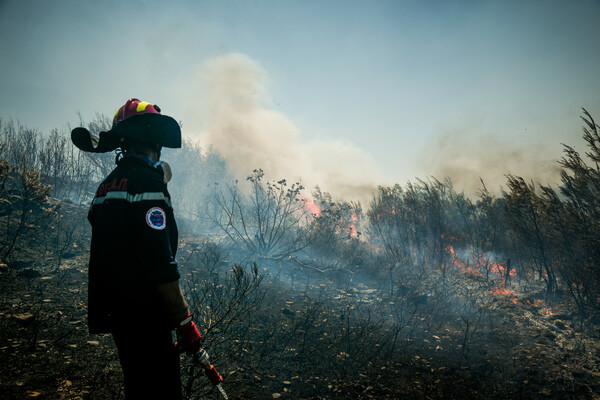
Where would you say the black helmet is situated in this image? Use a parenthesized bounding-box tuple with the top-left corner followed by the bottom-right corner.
(71, 98, 181, 153)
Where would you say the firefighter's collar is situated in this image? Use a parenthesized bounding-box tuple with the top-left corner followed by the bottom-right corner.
(118, 156, 172, 184)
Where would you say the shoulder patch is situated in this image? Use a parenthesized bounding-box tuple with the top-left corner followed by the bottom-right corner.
(146, 207, 167, 230)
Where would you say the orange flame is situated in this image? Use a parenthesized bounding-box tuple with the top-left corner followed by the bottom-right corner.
(494, 263, 517, 277)
(490, 286, 516, 296)
(447, 245, 485, 278)
(445, 246, 552, 315)
(349, 213, 358, 238)
(446, 245, 517, 280)
(300, 195, 321, 217)
(490, 286, 519, 304)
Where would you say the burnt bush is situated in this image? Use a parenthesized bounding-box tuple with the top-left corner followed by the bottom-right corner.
(205, 169, 311, 260)
(0, 162, 56, 263)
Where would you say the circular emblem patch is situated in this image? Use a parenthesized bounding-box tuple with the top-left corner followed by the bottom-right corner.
(146, 207, 166, 230)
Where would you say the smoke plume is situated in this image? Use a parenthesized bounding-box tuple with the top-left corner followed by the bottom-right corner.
(183, 53, 383, 202)
(421, 127, 563, 194)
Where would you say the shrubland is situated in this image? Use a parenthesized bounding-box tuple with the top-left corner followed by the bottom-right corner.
(0, 110, 599, 399)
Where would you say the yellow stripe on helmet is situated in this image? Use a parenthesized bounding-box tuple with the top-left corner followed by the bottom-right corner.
(136, 101, 151, 112)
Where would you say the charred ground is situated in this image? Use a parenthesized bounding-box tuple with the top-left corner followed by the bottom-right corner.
(1, 233, 599, 399)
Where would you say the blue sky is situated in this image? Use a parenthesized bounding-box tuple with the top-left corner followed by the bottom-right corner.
(1, 0, 599, 196)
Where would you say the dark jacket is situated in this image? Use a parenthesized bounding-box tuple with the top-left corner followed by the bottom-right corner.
(87, 156, 179, 333)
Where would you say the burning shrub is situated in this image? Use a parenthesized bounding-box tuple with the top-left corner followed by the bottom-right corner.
(367, 178, 469, 278)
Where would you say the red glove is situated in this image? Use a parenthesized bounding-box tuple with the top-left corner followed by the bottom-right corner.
(175, 313, 202, 354)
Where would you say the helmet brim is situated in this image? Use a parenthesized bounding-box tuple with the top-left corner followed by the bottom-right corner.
(71, 113, 181, 153)
(71, 127, 104, 152)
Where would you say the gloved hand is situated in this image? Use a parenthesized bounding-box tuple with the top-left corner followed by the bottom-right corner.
(175, 313, 202, 355)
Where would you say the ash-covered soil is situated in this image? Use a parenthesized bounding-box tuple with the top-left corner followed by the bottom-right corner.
(1, 242, 600, 400)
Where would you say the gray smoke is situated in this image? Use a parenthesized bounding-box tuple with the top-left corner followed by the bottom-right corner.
(420, 127, 563, 194)
(182, 53, 383, 202)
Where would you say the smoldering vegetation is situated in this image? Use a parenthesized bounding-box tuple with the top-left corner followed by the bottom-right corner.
(0, 110, 599, 399)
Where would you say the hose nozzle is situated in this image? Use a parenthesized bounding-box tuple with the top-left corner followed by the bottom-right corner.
(197, 349, 223, 386)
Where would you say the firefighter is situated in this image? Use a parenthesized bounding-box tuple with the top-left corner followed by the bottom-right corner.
(72, 99, 201, 399)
